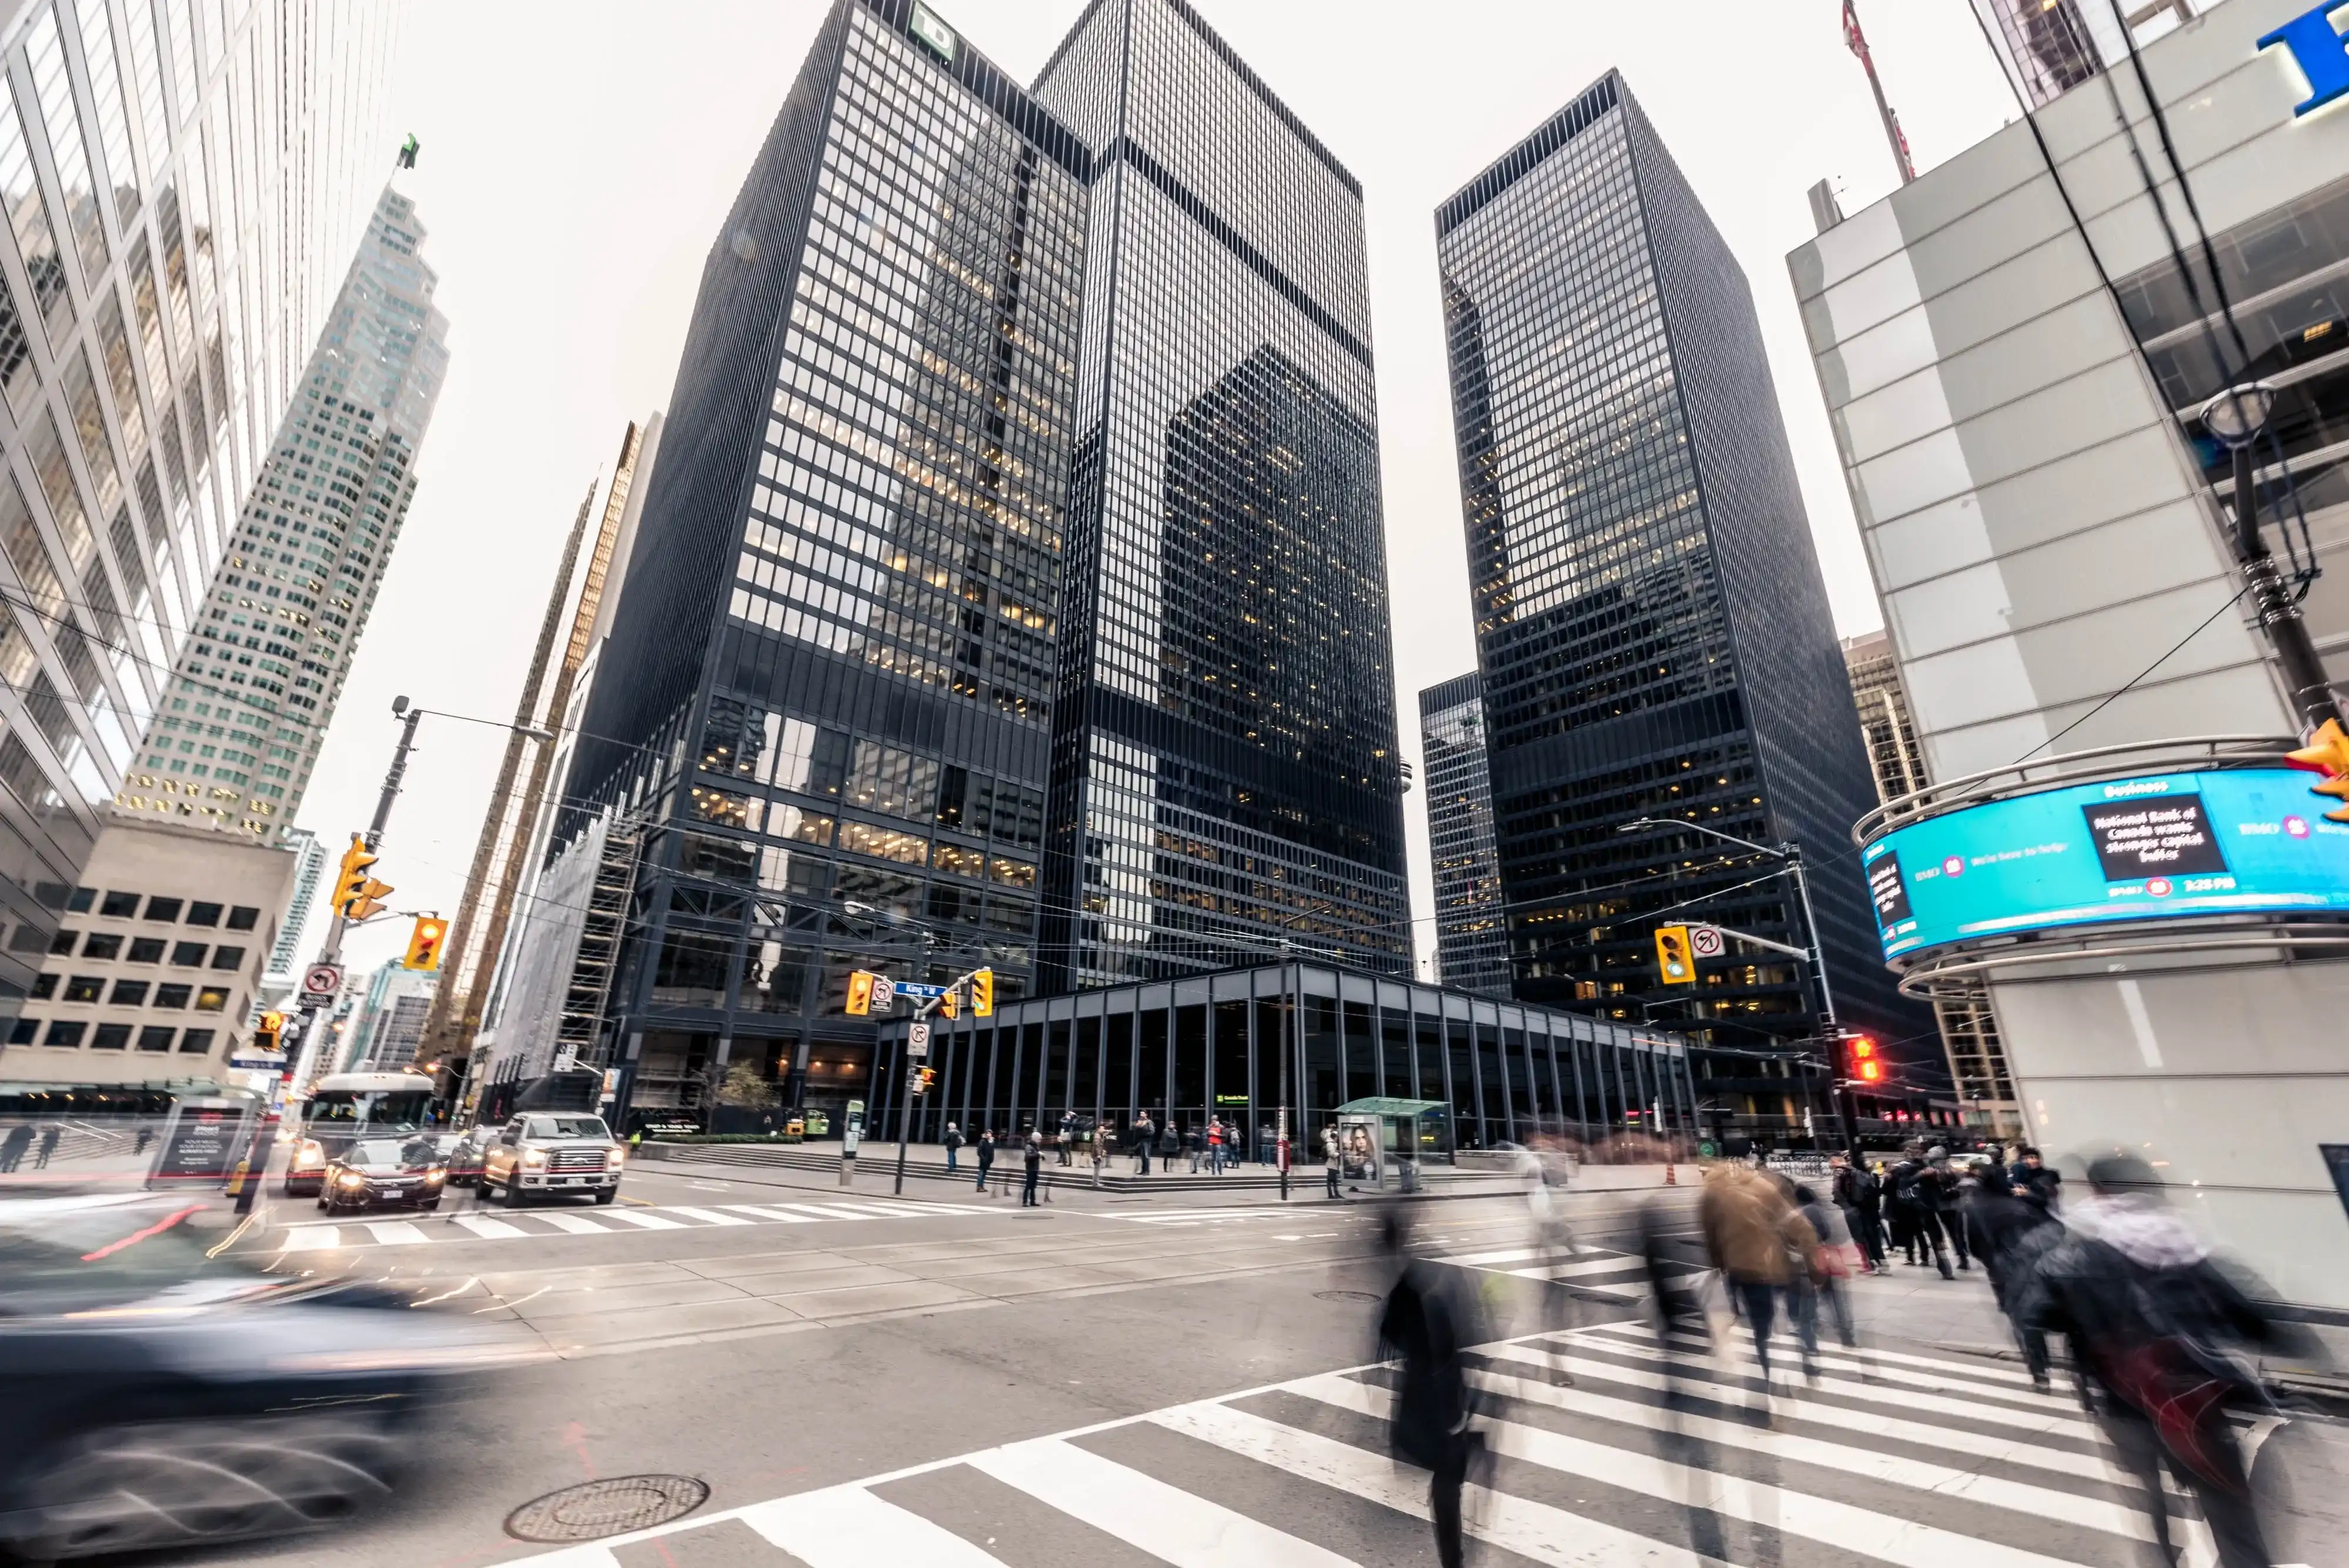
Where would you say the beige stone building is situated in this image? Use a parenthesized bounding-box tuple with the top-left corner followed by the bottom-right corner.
(0, 819, 293, 1086)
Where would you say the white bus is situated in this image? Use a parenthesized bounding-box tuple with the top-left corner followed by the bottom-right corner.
(284, 1071, 436, 1195)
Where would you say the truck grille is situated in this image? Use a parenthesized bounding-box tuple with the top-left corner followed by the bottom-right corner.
(548, 1148, 607, 1173)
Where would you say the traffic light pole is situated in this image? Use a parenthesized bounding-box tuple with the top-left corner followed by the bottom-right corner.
(886, 964, 989, 1196)
(2232, 443, 2343, 729)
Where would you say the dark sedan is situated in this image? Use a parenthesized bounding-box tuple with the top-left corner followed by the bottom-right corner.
(0, 1192, 533, 1561)
(318, 1135, 447, 1214)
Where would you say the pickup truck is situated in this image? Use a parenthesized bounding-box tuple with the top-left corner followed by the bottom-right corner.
(479, 1113, 624, 1206)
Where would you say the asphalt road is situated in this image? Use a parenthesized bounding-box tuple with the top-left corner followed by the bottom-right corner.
(176, 1166, 2338, 1568)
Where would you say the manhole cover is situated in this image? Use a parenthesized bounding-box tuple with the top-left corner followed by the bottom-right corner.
(1314, 1288, 1382, 1303)
(504, 1475, 711, 1542)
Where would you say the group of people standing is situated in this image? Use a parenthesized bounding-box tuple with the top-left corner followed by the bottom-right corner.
(1825, 1139, 2061, 1281)
(1120, 1112, 1245, 1175)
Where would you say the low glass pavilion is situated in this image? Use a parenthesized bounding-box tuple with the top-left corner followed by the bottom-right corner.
(871, 960, 1698, 1160)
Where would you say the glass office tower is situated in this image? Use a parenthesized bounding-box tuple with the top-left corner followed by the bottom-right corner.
(1437, 72, 1924, 1058)
(557, 0, 1089, 1123)
(1418, 672, 1509, 998)
(1031, 0, 1409, 992)
(0, 0, 396, 1014)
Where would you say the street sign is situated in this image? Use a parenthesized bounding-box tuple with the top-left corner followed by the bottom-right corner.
(871, 975, 897, 1010)
(1689, 924, 1725, 959)
(301, 962, 344, 999)
(227, 1053, 287, 1071)
(907, 1021, 930, 1058)
(893, 980, 946, 999)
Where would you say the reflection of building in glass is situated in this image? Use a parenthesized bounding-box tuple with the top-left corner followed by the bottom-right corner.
(556, 0, 1090, 1126)
(1418, 672, 1509, 998)
(1967, 0, 2202, 111)
(125, 187, 446, 839)
(0, 1, 400, 1015)
(1032, 0, 1409, 991)
(867, 957, 1697, 1156)
(1439, 71, 1926, 1066)
(260, 825, 326, 1005)
(1842, 628, 2017, 1136)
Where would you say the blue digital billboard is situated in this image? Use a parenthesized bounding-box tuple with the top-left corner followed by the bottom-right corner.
(1861, 768, 2349, 961)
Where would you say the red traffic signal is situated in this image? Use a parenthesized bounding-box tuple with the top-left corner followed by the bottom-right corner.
(1846, 1034, 1883, 1084)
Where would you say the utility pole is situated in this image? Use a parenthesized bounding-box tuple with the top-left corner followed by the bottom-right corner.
(881, 964, 991, 1195)
(237, 697, 424, 1215)
(2205, 385, 2342, 729)
(1843, 0, 1917, 184)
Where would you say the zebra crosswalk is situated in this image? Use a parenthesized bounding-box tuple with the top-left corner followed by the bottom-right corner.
(488, 1316, 2256, 1567)
(261, 1197, 998, 1254)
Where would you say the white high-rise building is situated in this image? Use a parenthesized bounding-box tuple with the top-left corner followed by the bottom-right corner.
(119, 183, 445, 836)
(0, 0, 399, 1013)
(259, 820, 322, 1000)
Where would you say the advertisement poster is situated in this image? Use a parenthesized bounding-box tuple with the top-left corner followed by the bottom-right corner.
(1862, 768, 2349, 960)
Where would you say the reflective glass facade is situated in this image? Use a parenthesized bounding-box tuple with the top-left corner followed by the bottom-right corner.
(1438, 73, 1925, 1059)
(0, 0, 396, 1016)
(561, 0, 1091, 1123)
(1418, 671, 1508, 998)
(123, 186, 445, 837)
(1031, 0, 1409, 991)
(873, 958, 1697, 1156)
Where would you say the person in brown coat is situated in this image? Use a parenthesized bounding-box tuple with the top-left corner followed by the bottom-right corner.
(1698, 1163, 1816, 1385)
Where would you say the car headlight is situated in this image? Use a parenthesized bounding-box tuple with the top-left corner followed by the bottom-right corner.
(521, 1148, 547, 1168)
(295, 1140, 325, 1169)
(337, 1172, 367, 1189)
(605, 1148, 625, 1169)
(425, 1167, 445, 1183)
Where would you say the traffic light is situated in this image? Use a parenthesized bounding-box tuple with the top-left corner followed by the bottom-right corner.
(970, 967, 994, 1017)
(938, 982, 958, 1019)
(2287, 717, 2349, 823)
(1846, 1034, 1884, 1085)
(1653, 924, 1695, 985)
(332, 833, 393, 920)
(845, 970, 877, 1016)
(403, 915, 447, 971)
(911, 1066, 936, 1096)
(254, 1011, 285, 1054)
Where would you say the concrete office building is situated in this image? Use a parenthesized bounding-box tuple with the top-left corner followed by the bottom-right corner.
(117, 184, 446, 837)
(0, 815, 289, 1085)
(1031, 0, 1411, 991)
(0, 0, 398, 1015)
(1791, 0, 2349, 1304)
(1418, 672, 1509, 998)
(1438, 72, 1926, 1067)
(556, 0, 1092, 1126)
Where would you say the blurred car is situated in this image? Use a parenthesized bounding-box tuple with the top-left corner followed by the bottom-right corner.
(480, 1112, 624, 1206)
(441, 1123, 494, 1188)
(0, 1191, 533, 1562)
(317, 1135, 447, 1214)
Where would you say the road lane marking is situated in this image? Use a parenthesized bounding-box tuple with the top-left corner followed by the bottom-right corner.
(597, 1208, 688, 1230)
(365, 1220, 430, 1246)
(536, 1212, 615, 1236)
(741, 1480, 1010, 1566)
(659, 1206, 753, 1226)
(452, 1215, 527, 1240)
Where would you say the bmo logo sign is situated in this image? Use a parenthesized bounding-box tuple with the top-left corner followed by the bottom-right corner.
(2263, 2, 2349, 115)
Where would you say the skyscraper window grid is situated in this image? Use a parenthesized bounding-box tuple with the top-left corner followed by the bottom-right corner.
(1419, 672, 1510, 999)
(1033, 0, 1409, 992)
(0, 0, 396, 1015)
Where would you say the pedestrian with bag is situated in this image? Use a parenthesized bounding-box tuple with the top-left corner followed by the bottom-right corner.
(1793, 1183, 1859, 1361)
(1698, 1161, 1816, 1391)
(943, 1122, 963, 1174)
(974, 1127, 996, 1193)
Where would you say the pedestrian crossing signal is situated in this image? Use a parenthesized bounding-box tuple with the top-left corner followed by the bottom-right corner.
(254, 1011, 285, 1052)
(911, 1066, 936, 1095)
(971, 967, 993, 1017)
(938, 984, 958, 1019)
(1846, 1034, 1883, 1084)
(2286, 716, 2349, 822)
(845, 970, 877, 1015)
(1653, 924, 1695, 985)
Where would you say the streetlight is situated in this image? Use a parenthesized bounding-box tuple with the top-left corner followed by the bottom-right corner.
(2199, 381, 2340, 728)
(1617, 815, 1843, 1149)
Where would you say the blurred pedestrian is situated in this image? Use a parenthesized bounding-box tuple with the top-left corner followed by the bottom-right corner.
(1698, 1162, 1815, 1389)
(1963, 1159, 2062, 1391)
(2021, 1153, 2281, 1568)
(943, 1121, 963, 1173)
(1187, 1121, 1204, 1173)
(1159, 1118, 1180, 1172)
(1832, 1152, 1885, 1273)
(1058, 1109, 1076, 1165)
(1889, 1142, 1953, 1278)
(133, 1125, 153, 1156)
(2012, 1145, 2062, 1208)
(1793, 1183, 1859, 1358)
(1929, 1146, 1971, 1270)
(1378, 1209, 1484, 1568)
(1133, 1113, 1155, 1175)
(33, 1125, 58, 1169)
(1021, 1132, 1043, 1206)
(1324, 1125, 1342, 1199)
(975, 1128, 996, 1192)
(0, 1122, 29, 1172)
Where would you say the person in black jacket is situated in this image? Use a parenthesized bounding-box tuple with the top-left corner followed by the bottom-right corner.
(1832, 1153, 1885, 1273)
(1133, 1114, 1155, 1176)
(1887, 1144, 1954, 1278)
(1021, 1132, 1043, 1206)
(2016, 1153, 2284, 1568)
(974, 1128, 996, 1193)
(1963, 1165, 2061, 1388)
(1377, 1210, 1483, 1568)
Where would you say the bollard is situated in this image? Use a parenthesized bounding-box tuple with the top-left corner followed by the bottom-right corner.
(1664, 1162, 1677, 1186)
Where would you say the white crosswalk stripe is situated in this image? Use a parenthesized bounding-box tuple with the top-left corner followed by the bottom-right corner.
(261, 1197, 998, 1253)
(486, 1317, 2250, 1567)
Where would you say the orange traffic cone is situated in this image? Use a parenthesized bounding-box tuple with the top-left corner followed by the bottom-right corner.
(1664, 1162, 1677, 1186)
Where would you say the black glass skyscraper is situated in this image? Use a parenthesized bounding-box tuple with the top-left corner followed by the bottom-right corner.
(558, 0, 1091, 1122)
(1419, 673, 1510, 998)
(1436, 72, 1927, 1058)
(1031, 0, 1410, 991)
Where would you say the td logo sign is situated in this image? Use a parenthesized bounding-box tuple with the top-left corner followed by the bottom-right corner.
(2263, 2, 2349, 115)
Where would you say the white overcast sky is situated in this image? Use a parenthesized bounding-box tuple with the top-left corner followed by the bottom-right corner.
(298, 0, 2020, 978)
